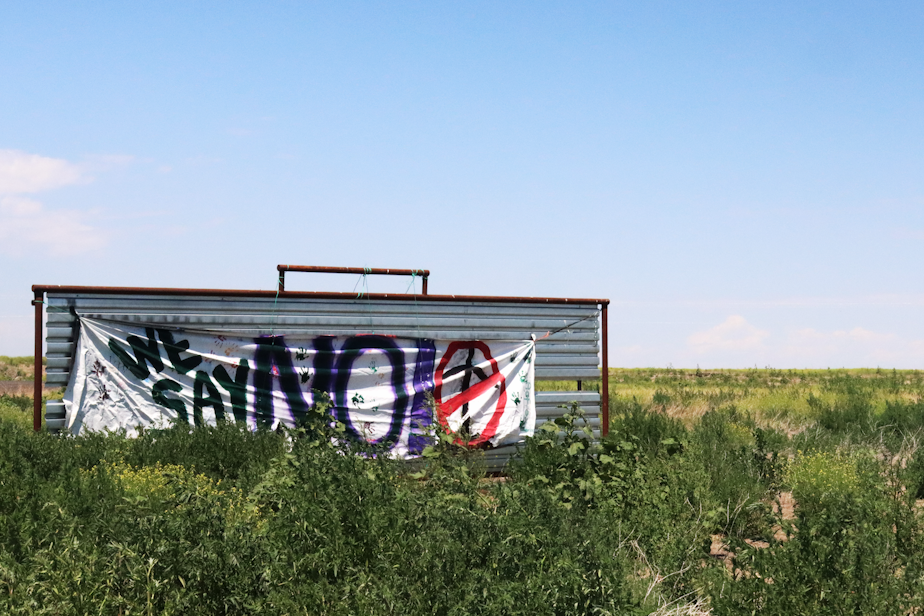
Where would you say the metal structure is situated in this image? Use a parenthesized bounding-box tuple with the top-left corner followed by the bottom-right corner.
(32, 267, 609, 467)
(277, 265, 430, 295)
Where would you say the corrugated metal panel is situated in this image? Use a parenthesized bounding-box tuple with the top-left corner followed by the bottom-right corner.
(44, 292, 603, 470)
(45, 400, 66, 431)
(484, 391, 601, 469)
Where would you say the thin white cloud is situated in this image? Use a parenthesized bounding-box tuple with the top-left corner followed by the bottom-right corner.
(687, 315, 769, 352)
(80, 154, 135, 173)
(0, 318, 35, 357)
(615, 344, 643, 354)
(0, 149, 86, 194)
(0, 196, 107, 256)
(839, 327, 893, 342)
(894, 228, 924, 240)
(227, 127, 256, 137)
(186, 155, 223, 166)
(779, 326, 923, 366)
(611, 293, 924, 308)
(789, 327, 896, 345)
(0, 149, 130, 257)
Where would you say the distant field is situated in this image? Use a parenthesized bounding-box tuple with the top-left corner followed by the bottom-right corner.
(542, 367, 924, 435)
(0, 357, 49, 427)
(0, 355, 43, 381)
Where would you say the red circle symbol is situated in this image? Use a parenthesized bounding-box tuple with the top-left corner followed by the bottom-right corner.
(433, 341, 507, 447)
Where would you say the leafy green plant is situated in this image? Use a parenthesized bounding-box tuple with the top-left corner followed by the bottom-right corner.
(787, 450, 859, 512)
(2, 367, 924, 614)
(511, 402, 643, 509)
(690, 407, 779, 539)
(906, 446, 924, 499)
(709, 455, 924, 616)
(611, 397, 686, 457)
(512, 403, 716, 604)
(878, 398, 924, 437)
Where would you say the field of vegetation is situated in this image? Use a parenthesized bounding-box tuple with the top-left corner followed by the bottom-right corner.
(0, 356, 46, 397)
(0, 356, 40, 382)
(1, 359, 924, 615)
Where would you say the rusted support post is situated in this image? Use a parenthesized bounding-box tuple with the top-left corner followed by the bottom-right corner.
(278, 270, 285, 292)
(32, 290, 43, 432)
(422, 275, 428, 295)
(601, 302, 609, 437)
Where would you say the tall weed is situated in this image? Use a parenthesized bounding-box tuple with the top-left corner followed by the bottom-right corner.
(709, 456, 924, 615)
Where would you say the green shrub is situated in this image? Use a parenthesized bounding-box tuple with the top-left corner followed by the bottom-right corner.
(709, 456, 924, 616)
(2, 374, 923, 614)
(811, 389, 874, 434)
(903, 442, 924, 499)
(878, 398, 924, 436)
(0, 395, 34, 429)
(0, 404, 705, 614)
(690, 408, 781, 539)
(787, 450, 859, 513)
(121, 419, 288, 490)
(610, 397, 686, 457)
(511, 404, 716, 604)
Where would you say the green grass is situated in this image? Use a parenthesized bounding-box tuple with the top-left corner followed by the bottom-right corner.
(541, 368, 924, 435)
(0, 366, 922, 613)
(0, 408, 721, 615)
(0, 355, 43, 382)
(0, 394, 38, 429)
(631, 370, 924, 452)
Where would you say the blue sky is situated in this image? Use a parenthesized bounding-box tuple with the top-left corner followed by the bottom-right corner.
(1, 1, 923, 368)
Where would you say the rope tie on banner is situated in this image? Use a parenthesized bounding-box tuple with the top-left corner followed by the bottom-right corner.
(353, 267, 372, 299)
(535, 310, 601, 342)
(30, 301, 73, 313)
(403, 270, 418, 295)
(404, 270, 423, 339)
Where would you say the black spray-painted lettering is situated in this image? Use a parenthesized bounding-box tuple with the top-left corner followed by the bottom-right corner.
(333, 335, 408, 447)
(109, 330, 453, 453)
(212, 359, 250, 425)
(312, 335, 436, 454)
(253, 335, 308, 428)
(152, 378, 187, 423)
(194, 370, 225, 425)
(157, 329, 202, 375)
(108, 328, 164, 380)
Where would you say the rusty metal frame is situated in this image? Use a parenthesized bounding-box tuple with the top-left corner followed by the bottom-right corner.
(32, 290, 42, 432)
(277, 265, 430, 295)
(601, 303, 609, 434)
(31, 282, 610, 435)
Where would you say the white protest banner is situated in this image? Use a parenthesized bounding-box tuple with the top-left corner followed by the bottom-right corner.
(64, 318, 535, 457)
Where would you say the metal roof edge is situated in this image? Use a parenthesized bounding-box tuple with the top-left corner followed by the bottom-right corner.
(33, 284, 609, 306)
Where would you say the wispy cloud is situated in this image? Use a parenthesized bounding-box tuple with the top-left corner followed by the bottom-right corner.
(779, 326, 924, 366)
(226, 127, 257, 137)
(0, 149, 121, 257)
(185, 155, 223, 166)
(894, 228, 924, 241)
(612, 293, 924, 308)
(0, 196, 107, 256)
(0, 149, 86, 194)
(687, 315, 769, 352)
(80, 154, 135, 173)
(615, 344, 643, 354)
